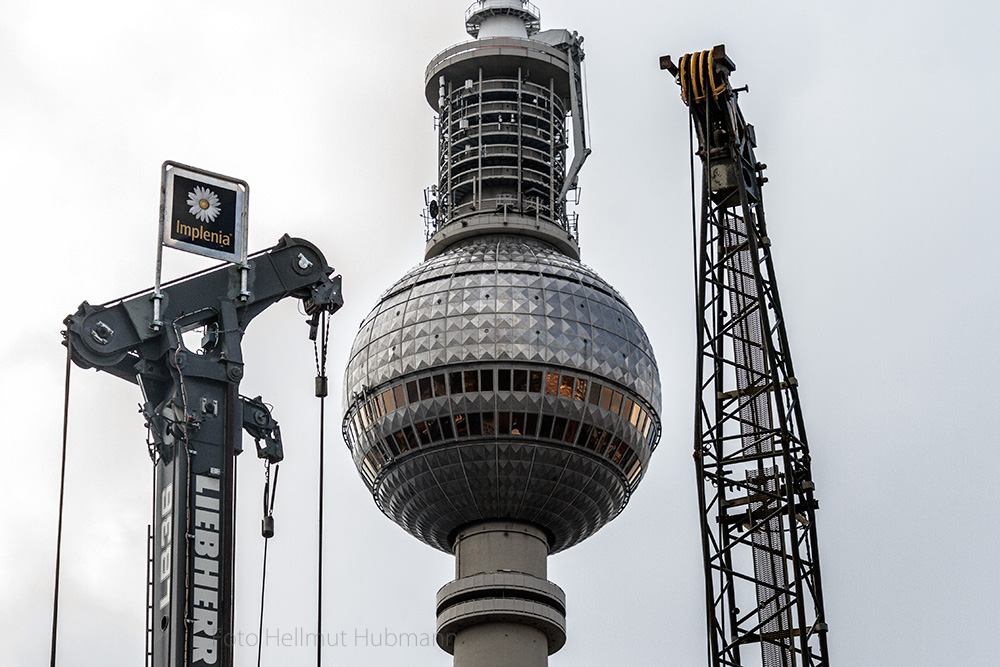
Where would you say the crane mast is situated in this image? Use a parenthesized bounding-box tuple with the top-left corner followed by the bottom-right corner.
(62, 235, 343, 667)
(661, 46, 830, 667)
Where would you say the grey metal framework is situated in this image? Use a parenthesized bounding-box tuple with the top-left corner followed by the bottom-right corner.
(63, 235, 343, 667)
(661, 46, 830, 667)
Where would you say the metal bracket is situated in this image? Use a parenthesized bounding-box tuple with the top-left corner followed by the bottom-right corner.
(241, 395, 283, 463)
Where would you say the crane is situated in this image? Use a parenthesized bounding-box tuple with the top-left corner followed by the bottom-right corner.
(62, 234, 343, 667)
(660, 45, 830, 667)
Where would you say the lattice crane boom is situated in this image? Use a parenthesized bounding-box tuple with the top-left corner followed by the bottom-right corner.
(660, 45, 830, 667)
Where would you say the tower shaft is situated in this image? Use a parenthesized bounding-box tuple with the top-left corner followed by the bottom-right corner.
(437, 522, 565, 667)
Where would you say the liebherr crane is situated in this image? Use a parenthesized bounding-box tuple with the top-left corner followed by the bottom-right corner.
(660, 46, 830, 667)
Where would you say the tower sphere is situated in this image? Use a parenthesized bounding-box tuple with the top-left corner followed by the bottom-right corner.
(344, 236, 660, 553)
(343, 0, 661, 557)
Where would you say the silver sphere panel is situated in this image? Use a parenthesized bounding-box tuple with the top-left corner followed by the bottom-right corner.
(343, 236, 661, 552)
(377, 441, 627, 553)
(345, 237, 659, 401)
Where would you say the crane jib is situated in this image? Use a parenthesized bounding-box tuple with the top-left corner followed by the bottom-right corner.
(661, 44, 831, 667)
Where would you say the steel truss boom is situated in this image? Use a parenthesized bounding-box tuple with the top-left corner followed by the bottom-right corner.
(661, 46, 830, 667)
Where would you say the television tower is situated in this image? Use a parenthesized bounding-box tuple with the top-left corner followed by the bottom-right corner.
(343, 2, 661, 665)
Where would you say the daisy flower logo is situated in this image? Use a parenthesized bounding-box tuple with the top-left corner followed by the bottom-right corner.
(187, 186, 222, 223)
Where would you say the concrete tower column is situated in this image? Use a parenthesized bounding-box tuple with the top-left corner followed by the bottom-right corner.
(436, 521, 566, 667)
(476, 13, 529, 39)
(465, 0, 538, 38)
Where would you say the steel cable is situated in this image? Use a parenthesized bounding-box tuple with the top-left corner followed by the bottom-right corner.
(689, 109, 700, 310)
(50, 335, 73, 667)
(256, 462, 278, 667)
(313, 311, 330, 667)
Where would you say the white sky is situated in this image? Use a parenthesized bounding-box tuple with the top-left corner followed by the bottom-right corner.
(2, 1, 998, 665)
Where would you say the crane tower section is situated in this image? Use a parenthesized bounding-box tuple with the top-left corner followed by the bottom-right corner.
(661, 46, 830, 667)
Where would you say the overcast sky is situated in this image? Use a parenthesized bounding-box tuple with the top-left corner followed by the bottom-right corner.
(2, 1, 998, 665)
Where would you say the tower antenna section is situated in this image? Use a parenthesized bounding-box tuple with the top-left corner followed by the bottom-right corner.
(661, 46, 831, 667)
(422, 0, 589, 259)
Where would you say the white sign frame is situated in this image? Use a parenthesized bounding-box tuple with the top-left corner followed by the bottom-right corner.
(159, 161, 249, 264)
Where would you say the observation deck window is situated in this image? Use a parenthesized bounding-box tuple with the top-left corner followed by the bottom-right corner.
(348, 364, 659, 491)
(610, 441, 628, 464)
(564, 420, 580, 444)
(525, 413, 539, 436)
(629, 402, 642, 427)
(419, 377, 433, 401)
(598, 431, 612, 453)
(353, 406, 654, 491)
(393, 431, 409, 454)
(382, 389, 396, 413)
(585, 427, 603, 451)
(455, 413, 469, 437)
(480, 369, 494, 391)
(433, 374, 448, 397)
(539, 414, 554, 439)
(513, 369, 527, 391)
(511, 412, 525, 436)
(498, 412, 510, 435)
(355, 366, 656, 444)
(361, 456, 377, 485)
(428, 419, 444, 441)
(464, 370, 480, 393)
(627, 462, 643, 486)
(599, 386, 613, 411)
(405, 426, 421, 450)
(468, 413, 483, 436)
(551, 417, 568, 441)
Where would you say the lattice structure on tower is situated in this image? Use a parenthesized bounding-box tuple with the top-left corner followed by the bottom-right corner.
(661, 46, 830, 667)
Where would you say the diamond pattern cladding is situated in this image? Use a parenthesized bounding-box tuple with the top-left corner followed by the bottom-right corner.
(344, 236, 660, 412)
